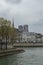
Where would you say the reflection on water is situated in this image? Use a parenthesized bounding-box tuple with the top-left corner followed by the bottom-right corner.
(0, 48, 43, 65)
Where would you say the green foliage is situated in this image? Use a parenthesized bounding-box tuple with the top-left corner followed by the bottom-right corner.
(0, 18, 19, 49)
(0, 18, 11, 49)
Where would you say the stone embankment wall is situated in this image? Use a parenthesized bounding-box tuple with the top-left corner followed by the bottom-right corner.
(0, 48, 24, 57)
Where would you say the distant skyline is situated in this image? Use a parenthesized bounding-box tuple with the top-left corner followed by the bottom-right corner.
(0, 0, 43, 33)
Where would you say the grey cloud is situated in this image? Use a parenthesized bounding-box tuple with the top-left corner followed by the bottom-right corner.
(5, 0, 22, 4)
(30, 26, 43, 33)
(0, 0, 43, 33)
(34, 20, 43, 26)
(30, 19, 43, 33)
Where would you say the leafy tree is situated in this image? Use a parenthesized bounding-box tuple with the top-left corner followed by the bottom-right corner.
(11, 28, 19, 44)
(0, 18, 11, 49)
(0, 18, 19, 49)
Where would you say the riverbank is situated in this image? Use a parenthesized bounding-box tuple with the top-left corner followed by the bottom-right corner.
(0, 48, 24, 57)
(13, 43, 43, 47)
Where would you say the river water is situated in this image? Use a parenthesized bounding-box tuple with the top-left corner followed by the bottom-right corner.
(0, 48, 43, 65)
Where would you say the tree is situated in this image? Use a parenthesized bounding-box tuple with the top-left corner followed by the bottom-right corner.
(11, 28, 19, 44)
(0, 18, 19, 49)
(0, 18, 11, 49)
(35, 33, 42, 43)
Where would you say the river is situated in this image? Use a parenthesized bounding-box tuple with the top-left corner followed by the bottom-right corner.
(0, 48, 43, 65)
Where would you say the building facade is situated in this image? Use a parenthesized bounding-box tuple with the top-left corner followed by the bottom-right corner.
(18, 25, 29, 32)
(18, 25, 23, 32)
(23, 25, 28, 32)
(18, 25, 43, 43)
(19, 32, 36, 43)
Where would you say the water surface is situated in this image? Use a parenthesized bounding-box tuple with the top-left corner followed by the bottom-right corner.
(0, 48, 43, 65)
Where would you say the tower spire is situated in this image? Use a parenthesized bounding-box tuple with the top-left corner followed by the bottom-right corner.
(12, 18, 14, 28)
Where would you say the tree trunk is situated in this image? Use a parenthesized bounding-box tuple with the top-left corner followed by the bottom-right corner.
(1, 43, 2, 50)
(6, 36, 7, 50)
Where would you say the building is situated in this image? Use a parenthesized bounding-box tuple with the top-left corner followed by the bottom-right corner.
(18, 25, 43, 43)
(19, 32, 36, 43)
(18, 24, 29, 32)
(23, 25, 28, 32)
(18, 32, 43, 43)
(18, 25, 23, 32)
(41, 36, 43, 43)
(18, 25, 36, 43)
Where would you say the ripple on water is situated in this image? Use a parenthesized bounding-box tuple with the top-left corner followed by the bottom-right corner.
(0, 48, 43, 65)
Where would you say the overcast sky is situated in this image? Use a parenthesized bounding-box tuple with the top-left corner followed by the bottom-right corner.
(0, 0, 43, 33)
